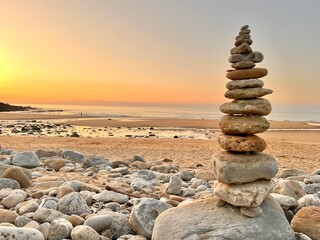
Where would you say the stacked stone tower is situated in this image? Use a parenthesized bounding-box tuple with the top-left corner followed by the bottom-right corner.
(212, 25, 278, 218)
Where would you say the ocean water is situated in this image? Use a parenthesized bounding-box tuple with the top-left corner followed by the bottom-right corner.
(22, 103, 320, 122)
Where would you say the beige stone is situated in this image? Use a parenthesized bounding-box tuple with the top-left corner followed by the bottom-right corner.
(0, 209, 19, 224)
(231, 61, 255, 69)
(220, 98, 272, 115)
(226, 79, 264, 90)
(211, 151, 278, 184)
(225, 88, 272, 99)
(235, 34, 251, 41)
(44, 158, 65, 172)
(239, 28, 250, 35)
(226, 68, 268, 80)
(1, 167, 32, 188)
(214, 180, 275, 207)
(240, 206, 262, 218)
(218, 134, 267, 152)
(219, 115, 270, 135)
(241, 25, 249, 30)
(228, 52, 264, 63)
(291, 206, 320, 240)
(230, 43, 252, 54)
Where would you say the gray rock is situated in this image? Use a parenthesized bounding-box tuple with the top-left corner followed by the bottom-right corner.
(131, 178, 154, 191)
(83, 156, 113, 169)
(12, 151, 41, 168)
(133, 155, 146, 162)
(34, 207, 68, 223)
(48, 218, 73, 240)
(214, 180, 275, 207)
(226, 79, 264, 90)
(220, 115, 270, 135)
(152, 196, 295, 240)
(118, 235, 147, 240)
(220, 98, 272, 115)
(0, 226, 45, 240)
(225, 88, 273, 99)
(273, 180, 306, 200)
(129, 198, 171, 238)
(0, 178, 20, 189)
(240, 206, 262, 218)
(18, 202, 39, 215)
(61, 180, 99, 192)
(56, 192, 90, 215)
(93, 190, 129, 204)
(137, 170, 156, 181)
(14, 215, 33, 227)
(71, 225, 100, 240)
(84, 215, 112, 233)
(61, 150, 85, 163)
(212, 151, 278, 184)
(270, 193, 298, 210)
(165, 175, 182, 195)
(297, 194, 320, 210)
(179, 170, 194, 181)
(304, 183, 320, 194)
(39, 222, 51, 240)
(181, 188, 196, 197)
(111, 166, 130, 175)
(276, 168, 305, 178)
(228, 51, 264, 63)
(231, 61, 255, 69)
(1, 193, 25, 209)
(1, 166, 32, 188)
(230, 43, 252, 54)
(295, 232, 312, 240)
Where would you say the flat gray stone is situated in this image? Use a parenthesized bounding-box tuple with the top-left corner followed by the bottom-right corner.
(226, 79, 264, 90)
(84, 215, 112, 233)
(229, 51, 264, 63)
(211, 151, 278, 184)
(152, 196, 295, 240)
(220, 115, 270, 135)
(220, 98, 272, 115)
(56, 192, 90, 215)
(225, 88, 273, 99)
(12, 151, 41, 168)
(93, 190, 129, 204)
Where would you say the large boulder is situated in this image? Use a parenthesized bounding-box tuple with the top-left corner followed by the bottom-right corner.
(152, 196, 295, 240)
(12, 151, 41, 168)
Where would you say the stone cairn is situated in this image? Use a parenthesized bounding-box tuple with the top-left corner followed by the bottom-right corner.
(212, 25, 278, 218)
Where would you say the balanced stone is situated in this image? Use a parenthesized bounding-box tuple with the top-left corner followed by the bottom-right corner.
(230, 43, 252, 54)
(229, 52, 264, 63)
(225, 88, 272, 99)
(226, 79, 264, 90)
(211, 151, 278, 184)
(239, 28, 250, 35)
(226, 68, 268, 80)
(220, 115, 270, 135)
(235, 38, 253, 46)
(214, 179, 275, 207)
(220, 98, 272, 115)
(236, 34, 251, 41)
(231, 61, 255, 69)
(240, 206, 262, 218)
(241, 25, 249, 30)
(218, 134, 267, 152)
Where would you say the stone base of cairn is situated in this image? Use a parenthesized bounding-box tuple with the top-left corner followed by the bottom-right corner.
(212, 25, 278, 218)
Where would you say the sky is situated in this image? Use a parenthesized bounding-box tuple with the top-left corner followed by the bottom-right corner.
(1, 0, 320, 106)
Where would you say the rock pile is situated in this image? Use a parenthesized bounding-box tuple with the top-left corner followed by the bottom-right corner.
(212, 24, 277, 218)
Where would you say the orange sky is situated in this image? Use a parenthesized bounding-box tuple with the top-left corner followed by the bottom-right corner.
(1, 1, 320, 106)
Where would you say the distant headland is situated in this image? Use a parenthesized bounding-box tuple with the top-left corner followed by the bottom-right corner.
(0, 102, 35, 112)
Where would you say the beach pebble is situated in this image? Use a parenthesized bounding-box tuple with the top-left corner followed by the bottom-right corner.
(291, 206, 320, 240)
(1, 193, 25, 209)
(273, 180, 306, 200)
(165, 174, 182, 195)
(34, 207, 68, 223)
(297, 194, 320, 210)
(0, 226, 45, 240)
(118, 235, 147, 240)
(60, 150, 85, 163)
(231, 61, 256, 69)
(84, 215, 113, 233)
(56, 192, 90, 215)
(270, 193, 298, 211)
(240, 206, 262, 218)
(44, 158, 66, 172)
(12, 151, 41, 168)
(1, 166, 32, 188)
(0, 178, 21, 189)
(230, 43, 252, 54)
(137, 170, 156, 180)
(129, 198, 171, 238)
(18, 201, 39, 215)
(71, 225, 100, 240)
(0, 209, 19, 224)
(93, 190, 129, 204)
(48, 218, 73, 240)
(15, 215, 33, 227)
(131, 178, 154, 192)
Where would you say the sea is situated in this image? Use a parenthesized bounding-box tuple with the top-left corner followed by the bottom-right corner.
(21, 103, 320, 123)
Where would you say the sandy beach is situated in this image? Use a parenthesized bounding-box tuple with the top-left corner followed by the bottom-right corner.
(0, 113, 319, 173)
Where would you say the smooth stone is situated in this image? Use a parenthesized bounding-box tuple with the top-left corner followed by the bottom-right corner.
(297, 194, 320, 210)
(35, 149, 57, 158)
(0, 227, 45, 240)
(230, 43, 252, 54)
(118, 235, 147, 240)
(84, 215, 112, 233)
(60, 149, 85, 163)
(225, 87, 273, 99)
(295, 232, 312, 240)
(0, 178, 21, 189)
(304, 183, 320, 194)
(131, 178, 154, 191)
(18, 202, 39, 215)
(194, 170, 216, 182)
(165, 174, 182, 195)
(239, 28, 250, 34)
(129, 198, 171, 239)
(277, 168, 305, 178)
(15, 215, 33, 227)
(218, 134, 267, 152)
(220, 115, 270, 135)
(39, 222, 51, 239)
(235, 38, 253, 46)
(34, 207, 68, 223)
(43, 158, 65, 172)
(56, 186, 75, 198)
(48, 218, 73, 240)
(152, 196, 295, 240)
(231, 61, 256, 69)
(214, 180, 275, 207)
(179, 170, 194, 181)
(1, 193, 25, 209)
(220, 98, 272, 115)
(241, 25, 249, 30)
(137, 170, 156, 181)
(0, 209, 19, 223)
(229, 51, 264, 63)
(56, 192, 90, 215)
(0, 163, 32, 179)
(226, 79, 264, 90)
(92, 190, 129, 204)
(71, 225, 100, 240)
(1, 167, 32, 188)
(235, 34, 250, 41)
(291, 206, 320, 240)
(61, 180, 99, 192)
(273, 180, 306, 200)
(240, 206, 262, 218)
(270, 193, 298, 211)
(211, 151, 278, 184)
(12, 151, 41, 168)
(68, 214, 85, 227)
(83, 156, 113, 169)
